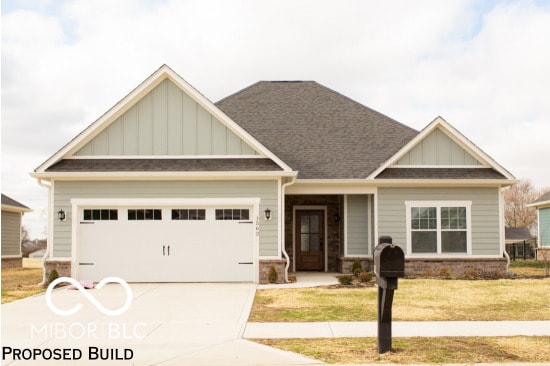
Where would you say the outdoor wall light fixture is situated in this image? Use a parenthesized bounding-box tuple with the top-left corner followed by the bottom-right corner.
(57, 209, 66, 221)
(334, 213, 341, 222)
(264, 208, 271, 220)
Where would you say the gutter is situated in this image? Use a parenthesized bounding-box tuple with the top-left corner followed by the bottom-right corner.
(281, 175, 297, 283)
(36, 179, 52, 286)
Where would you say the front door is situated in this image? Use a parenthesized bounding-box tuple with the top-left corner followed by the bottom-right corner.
(295, 210, 325, 271)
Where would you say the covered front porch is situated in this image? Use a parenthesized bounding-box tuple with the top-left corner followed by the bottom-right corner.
(284, 194, 375, 273)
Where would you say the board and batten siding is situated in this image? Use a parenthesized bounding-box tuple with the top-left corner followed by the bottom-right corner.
(377, 187, 501, 255)
(52, 180, 278, 257)
(396, 128, 482, 166)
(1, 211, 22, 256)
(75, 79, 258, 157)
(540, 208, 550, 247)
(346, 195, 369, 255)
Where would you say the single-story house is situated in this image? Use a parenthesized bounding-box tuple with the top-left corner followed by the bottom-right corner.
(528, 192, 550, 259)
(1, 194, 32, 268)
(32, 65, 517, 283)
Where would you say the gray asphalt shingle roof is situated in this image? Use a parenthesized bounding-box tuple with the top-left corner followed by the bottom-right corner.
(46, 159, 282, 172)
(216, 81, 419, 179)
(532, 191, 550, 204)
(1, 194, 30, 210)
(376, 168, 506, 179)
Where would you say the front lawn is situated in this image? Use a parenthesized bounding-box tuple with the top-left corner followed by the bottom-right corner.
(1, 264, 44, 304)
(249, 278, 550, 322)
(255, 336, 550, 364)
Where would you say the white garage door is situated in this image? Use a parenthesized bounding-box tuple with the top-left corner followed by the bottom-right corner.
(76, 205, 255, 282)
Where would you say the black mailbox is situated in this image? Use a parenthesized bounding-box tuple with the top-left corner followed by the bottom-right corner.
(374, 243, 405, 278)
(374, 236, 405, 354)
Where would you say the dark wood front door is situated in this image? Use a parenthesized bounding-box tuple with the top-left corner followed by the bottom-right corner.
(295, 210, 325, 271)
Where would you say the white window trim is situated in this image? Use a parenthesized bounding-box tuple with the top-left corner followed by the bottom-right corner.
(405, 201, 472, 257)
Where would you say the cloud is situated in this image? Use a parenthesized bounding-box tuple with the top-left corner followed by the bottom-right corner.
(2, 0, 550, 238)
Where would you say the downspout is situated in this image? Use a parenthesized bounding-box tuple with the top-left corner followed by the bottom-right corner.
(37, 178, 52, 285)
(281, 175, 297, 283)
(503, 248, 511, 272)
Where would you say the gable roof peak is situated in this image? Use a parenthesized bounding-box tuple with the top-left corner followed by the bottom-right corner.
(367, 115, 516, 181)
(33, 65, 292, 175)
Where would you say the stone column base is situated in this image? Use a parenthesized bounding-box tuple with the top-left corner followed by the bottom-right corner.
(44, 260, 71, 282)
(259, 259, 287, 284)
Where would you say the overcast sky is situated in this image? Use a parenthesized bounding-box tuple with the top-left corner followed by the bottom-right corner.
(2, 0, 550, 239)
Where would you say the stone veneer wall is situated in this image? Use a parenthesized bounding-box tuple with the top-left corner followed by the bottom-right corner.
(339, 257, 373, 273)
(405, 258, 508, 278)
(285, 195, 342, 272)
(1, 257, 22, 268)
(339, 257, 507, 278)
(259, 259, 287, 284)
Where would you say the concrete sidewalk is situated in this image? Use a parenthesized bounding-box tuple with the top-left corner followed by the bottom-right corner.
(244, 320, 550, 339)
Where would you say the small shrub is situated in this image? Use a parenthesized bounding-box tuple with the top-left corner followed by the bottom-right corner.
(421, 268, 434, 277)
(439, 267, 452, 279)
(47, 269, 59, 285)
(358, 271, 373, 283)
(337, 275, 354, 285)
(267, 265, 278, 284)
(464, 268, 478, 279)
(351, 259, 363, 277)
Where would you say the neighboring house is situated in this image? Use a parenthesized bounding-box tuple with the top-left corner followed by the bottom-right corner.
(505, 227, 533, 244)
(504, 227, 536, 260)
(29, 249, 47, 259)
(528, 192, 550, 259)
(1, 194, 32, 268)
(31, 65, 517, 283)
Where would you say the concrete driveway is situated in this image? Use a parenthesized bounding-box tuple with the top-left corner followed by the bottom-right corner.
(1, 283, 320, 365)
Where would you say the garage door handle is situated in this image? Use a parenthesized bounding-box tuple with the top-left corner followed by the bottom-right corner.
(239, 262, 253, 265)
(239, 221, 253, 224)
(168, 245, 170, 256)
(163, 245, 165, 256)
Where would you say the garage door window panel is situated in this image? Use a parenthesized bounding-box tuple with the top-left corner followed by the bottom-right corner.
(128, 209, 162, 221)
(215, 209, 250, 221)
(172, 209, 206, 220)
(83, 209, 118, 221)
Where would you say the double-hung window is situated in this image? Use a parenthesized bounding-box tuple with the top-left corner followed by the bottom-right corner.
(406, 201, 471, 255)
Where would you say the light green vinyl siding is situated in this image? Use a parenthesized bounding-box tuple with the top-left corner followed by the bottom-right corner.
(396, 128, 482, 166)
(377, 187, 500, 255)
(1, 210, 22, 256)
(75, 79, 258, 156)
(540, 208, 550, 247)
(52, 180, 278, 257)
(347, 195, 369, 255)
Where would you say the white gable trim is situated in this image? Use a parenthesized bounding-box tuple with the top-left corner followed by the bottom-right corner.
(35, 65, 292, 173)
(366, 116, 515, 180)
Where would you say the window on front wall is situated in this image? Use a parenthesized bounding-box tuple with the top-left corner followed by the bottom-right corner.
(407, 202, 471, 254)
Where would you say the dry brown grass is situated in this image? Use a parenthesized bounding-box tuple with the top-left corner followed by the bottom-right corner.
(1, 265, 44, 304)
(250, 278, 550, 322)
(255, 336, 550, 364)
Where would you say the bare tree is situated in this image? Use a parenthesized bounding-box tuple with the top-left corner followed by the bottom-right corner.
(21, 225, 30, 243)
(503, 180, 546, 230)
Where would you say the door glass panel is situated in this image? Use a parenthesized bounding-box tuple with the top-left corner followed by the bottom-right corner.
(309, 234, 320, 251)
(301, 216, 310, 234)
(310, 215, 319, 233)
(301, 234, 309, 251)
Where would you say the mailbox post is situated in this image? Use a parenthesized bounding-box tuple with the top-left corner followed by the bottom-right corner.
(373, 236, 405, 354)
